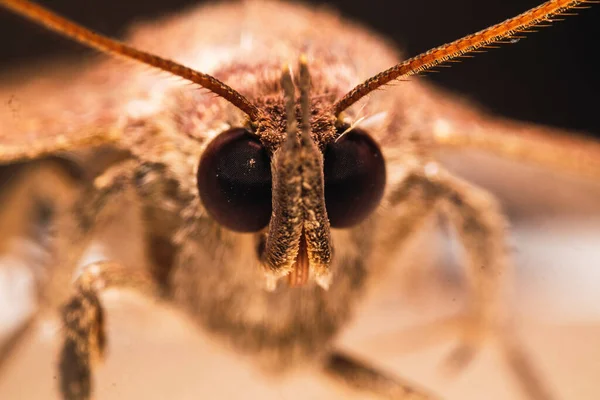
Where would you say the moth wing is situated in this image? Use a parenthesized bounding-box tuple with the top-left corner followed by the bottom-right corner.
(371, 77, 600, 212)
(366, 74, 600, 182)
(0, 58, 135, 164)
(429, 92, 600, 181)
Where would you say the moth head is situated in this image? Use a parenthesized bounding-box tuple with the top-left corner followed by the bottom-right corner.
(6, 0, 575, 288)
(196, 58, 386, 288)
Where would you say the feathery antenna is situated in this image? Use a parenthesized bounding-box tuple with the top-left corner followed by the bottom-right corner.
(0, 0, 261, 120)
(333, 0, 595, 116)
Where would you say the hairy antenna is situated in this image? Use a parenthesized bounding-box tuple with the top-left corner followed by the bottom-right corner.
(333, 0, 595, 115)
(0, 0, 261, 120)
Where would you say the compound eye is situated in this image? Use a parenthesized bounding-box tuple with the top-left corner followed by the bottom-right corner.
(324, 128, 386, 228)
(197, 128, 272, 232)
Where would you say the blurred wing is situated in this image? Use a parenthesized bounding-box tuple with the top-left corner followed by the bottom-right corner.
(0, 58, 133, 164)
(428, 92, 600, 181)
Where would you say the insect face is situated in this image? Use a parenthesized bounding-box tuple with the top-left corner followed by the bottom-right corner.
(196, 63, 386, 287)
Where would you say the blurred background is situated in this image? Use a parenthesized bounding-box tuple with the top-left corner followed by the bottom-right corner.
(0, 0, 599, 136)
(0, 1, 599, 399)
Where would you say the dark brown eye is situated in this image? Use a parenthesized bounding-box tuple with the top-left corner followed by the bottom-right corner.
(324, 128, 386, 228)
(197, 128, 272, 232)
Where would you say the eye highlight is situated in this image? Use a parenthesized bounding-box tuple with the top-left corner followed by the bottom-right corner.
(197, 128, 272, 232)
(324, 128, 386, 228)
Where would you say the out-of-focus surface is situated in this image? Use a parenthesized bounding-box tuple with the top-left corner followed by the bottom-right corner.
(0, 149, 599, 400)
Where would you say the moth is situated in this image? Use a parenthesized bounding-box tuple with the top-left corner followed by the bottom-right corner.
(0, 0, 599, 399)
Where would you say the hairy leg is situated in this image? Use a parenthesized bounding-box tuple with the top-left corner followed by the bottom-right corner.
(60, 261, 159, 400)
(376, 162, 552, 400)
(435, 167, 511, 366)
(320, 165, 445, 399)
(431, 165, 552, 400)
(380, 167, 445, 251)
(51, 162, 164, 400)
(0, 160, 164, 400)
(324, 351, 438, 400)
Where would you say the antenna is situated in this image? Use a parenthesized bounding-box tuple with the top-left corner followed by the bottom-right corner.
(0, 0, 261, 120)
(333, 0, 595, 116)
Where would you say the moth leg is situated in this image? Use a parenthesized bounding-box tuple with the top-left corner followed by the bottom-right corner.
(53, 162, 163, 400)
(370, 160, 463, 306)
(59, 260, 158, 400)
(317, 168, 446, 400)
(323, 351, 438, 399)
(381, 167, 445, 249)
(0, 159, 155, 399)
(382, 163, 551, 399)
(433, 167, 553, 400)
